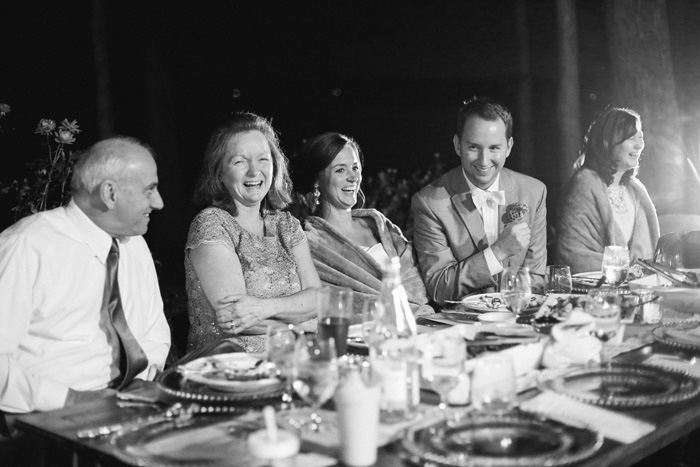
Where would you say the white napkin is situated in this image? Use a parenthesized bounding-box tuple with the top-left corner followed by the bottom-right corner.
(520, 391, 656, 444)
(542, 311, 602, 369)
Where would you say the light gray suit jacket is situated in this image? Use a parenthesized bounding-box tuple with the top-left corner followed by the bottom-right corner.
(411, 166, 547, 305)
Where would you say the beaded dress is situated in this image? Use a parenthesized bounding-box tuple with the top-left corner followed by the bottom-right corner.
(185, 207, 306, 353)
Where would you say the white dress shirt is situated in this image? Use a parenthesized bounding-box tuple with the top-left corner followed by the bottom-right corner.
(0, 201, 170, 413)
(463, 170, 504, 276)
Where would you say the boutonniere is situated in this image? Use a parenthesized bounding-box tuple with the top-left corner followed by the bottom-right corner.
(504, 202, 529, 224)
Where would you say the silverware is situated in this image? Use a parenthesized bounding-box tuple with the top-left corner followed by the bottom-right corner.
(635, 259, 700, 288)
(468, 337, 541, 346)
(76, 402, 200, 439)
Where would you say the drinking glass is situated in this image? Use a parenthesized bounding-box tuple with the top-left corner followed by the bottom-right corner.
(317, 286, 354, 356)
(421, 333, 467, 419)
(544, 265, 573, 294)
(292, 333, 339, 432)
(585, 288, 623, 345)
(471, 353, 517, 413)
(266, 322, 299, 409)
(500, 267, 532, 315)
(361, 296, 382, 347)
(602, 246, 630, 287)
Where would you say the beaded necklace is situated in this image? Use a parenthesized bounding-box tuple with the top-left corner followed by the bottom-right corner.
(607, 184, 628, 213)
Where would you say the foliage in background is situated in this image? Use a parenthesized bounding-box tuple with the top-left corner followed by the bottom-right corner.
(0, 106, 82, 221)
(362, 152, 447, 239)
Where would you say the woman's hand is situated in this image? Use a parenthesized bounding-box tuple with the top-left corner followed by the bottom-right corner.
(215, 294, 268, 334)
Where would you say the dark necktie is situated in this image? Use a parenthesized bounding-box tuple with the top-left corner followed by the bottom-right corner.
(103, 238, 148, 390)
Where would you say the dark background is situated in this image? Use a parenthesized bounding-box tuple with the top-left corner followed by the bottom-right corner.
(3, 0, 700, 297)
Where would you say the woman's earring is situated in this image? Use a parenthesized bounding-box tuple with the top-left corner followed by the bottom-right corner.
(313, 184, 320, 206)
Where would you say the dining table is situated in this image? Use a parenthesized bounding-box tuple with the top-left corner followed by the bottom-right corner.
(13, 305, 700, 467)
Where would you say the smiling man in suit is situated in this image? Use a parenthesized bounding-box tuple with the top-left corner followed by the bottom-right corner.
(411, 97, 547, 305)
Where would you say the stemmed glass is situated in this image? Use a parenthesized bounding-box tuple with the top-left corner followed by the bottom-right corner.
(500, 267, 532, 315)
(292, 333, 339, 432)
(585, 288, 623, 345)
(421, 333, 467, 419)
(266, 322, 299, 409)
(544, 265, 573, 294)
(602, 246, 630, 288)
(471, 353, 517, 413)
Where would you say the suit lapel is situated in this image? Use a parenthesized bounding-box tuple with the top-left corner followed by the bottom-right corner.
(447, 168, 488, 251)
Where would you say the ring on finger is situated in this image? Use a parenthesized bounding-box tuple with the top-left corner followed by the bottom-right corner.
(229, 320, 236, 329)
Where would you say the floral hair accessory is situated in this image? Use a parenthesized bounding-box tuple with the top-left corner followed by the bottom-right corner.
(504, 202, 529, 223)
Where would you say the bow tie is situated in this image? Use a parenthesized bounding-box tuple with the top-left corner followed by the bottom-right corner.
(471, 190, 506, 210)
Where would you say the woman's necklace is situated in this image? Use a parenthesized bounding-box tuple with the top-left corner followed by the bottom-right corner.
(607, 184, 628, 213)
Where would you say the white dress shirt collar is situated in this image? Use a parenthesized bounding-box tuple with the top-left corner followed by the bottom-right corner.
(65, 199, 113, 264)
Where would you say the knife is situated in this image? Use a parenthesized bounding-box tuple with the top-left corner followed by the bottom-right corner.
(76, 402, 202, 439)
(635, 259, 700, 288)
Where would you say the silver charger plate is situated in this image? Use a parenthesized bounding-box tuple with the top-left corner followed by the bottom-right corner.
(156, 367, 285, 405)
(109, 415, 263, 467)
(652, 321, 700, 351)
(539, 362, 700, 408)
(398, 411, 603, 467)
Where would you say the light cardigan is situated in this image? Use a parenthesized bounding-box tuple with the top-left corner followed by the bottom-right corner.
(302, 209, 433, 317)
(555, 168, 660, 274)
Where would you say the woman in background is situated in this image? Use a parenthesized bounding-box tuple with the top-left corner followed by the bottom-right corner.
(290, 132, 432, 315)
(185, 112, 320, 353)
(556, 107, 660, 274)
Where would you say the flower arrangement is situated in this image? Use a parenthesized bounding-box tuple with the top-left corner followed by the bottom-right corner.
(0, 106, 82, 221)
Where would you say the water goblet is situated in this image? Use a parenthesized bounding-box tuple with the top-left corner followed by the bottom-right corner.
(544, 265, 573, 294)
(500, 267, 532, 316)
(471, 353, 517, 413)
(266, 322, 299, 409)
(292, 333, 339, 432)
(421, 333, 467, 420)
(602, 246, 630, 288)
(585, 288, 623, 345)
(317, 285, 354, 357)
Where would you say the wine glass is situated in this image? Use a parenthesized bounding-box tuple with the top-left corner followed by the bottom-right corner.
(317, 286, 354, 357)
(292, 333, 339, 432)
(602, 246, 630, 288)
(471, 353, 517, 413)
(585, 288, 623, 345)
(421, 333, 467, 420)
(544, 265, 573, 294)
(266, 322, 299, 409)
(500, 267, 532, 315)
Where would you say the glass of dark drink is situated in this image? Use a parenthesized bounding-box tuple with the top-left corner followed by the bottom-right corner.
(317, 286, 354, 356)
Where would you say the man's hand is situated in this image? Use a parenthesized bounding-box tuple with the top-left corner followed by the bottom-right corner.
(64, 388, 117, 407)
(491, 222, 531, 262)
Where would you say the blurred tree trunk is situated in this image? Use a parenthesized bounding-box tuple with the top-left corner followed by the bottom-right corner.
(515, 0, 534, 176)
(91, 0, 114, 138)
(556, 0, 581, 186)
(604, 0, 684, 214)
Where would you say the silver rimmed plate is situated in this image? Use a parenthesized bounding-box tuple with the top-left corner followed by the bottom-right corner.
(652, 321, 700, 351)
(156, 366, 284, 405)
(109, 415, 263, 467)
(398, 411, 602, 467)
(539, 362, 700, 407)
(460, 293, 545, 313)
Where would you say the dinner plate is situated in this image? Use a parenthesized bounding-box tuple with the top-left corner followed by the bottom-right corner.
(179, 353, 280, 393)
(109, 414, 263, 467)
(539, 362, 700, 408)
(398, 411, 603, 467)
(652, 321, 700, 350)
(460, 293, 545, 313)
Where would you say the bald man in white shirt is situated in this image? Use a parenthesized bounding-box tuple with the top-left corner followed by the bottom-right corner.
(0, 137, 170, 422)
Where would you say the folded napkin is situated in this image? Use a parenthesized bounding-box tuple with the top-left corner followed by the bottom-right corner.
(542, 311, 602, 369)
(520, 391, 656, 444)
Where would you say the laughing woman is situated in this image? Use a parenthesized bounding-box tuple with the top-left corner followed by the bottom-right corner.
(185, 112, 320, 354)
(555, 107, 660, 274)
(290, 132, 432, 316)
